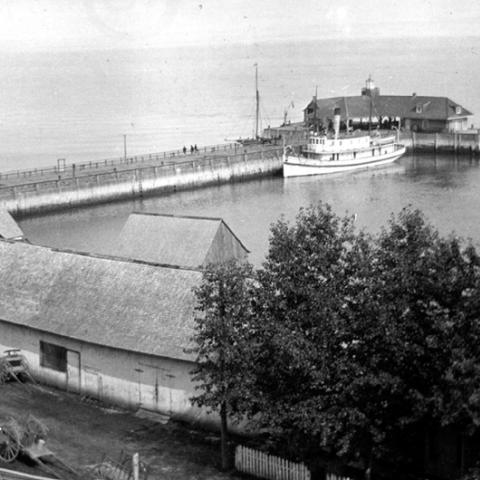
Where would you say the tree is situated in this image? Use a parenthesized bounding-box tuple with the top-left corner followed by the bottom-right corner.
(250, 203, 367, 463)
(191, 204, 480, 478)
(245, 205, 480, 477)
(190, 259, 255, 470)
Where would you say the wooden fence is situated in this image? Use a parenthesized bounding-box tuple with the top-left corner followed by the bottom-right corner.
(235, 445, 311, 480)
(326, 472, 353, 480)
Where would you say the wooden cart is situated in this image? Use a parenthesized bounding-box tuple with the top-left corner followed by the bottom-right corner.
(0, 415, 50, 464)
(0, 349, 34, 384)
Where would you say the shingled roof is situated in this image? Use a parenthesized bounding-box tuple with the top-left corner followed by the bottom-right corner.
(113, 212, 249, 269)
(306, 95, 473, 120)
(0, 240, 201, 361)
(0, 210, 24, 240)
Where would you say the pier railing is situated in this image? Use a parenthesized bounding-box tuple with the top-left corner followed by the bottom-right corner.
(0, 142, 242, 181)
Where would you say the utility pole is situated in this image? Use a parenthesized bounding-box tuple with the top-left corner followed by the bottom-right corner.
(254, 63, 259, 140)
(123, 134, 127, 161)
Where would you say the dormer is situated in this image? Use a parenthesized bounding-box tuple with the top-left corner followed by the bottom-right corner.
(416, 104, 423, 114)
(455, 106, 462, 115)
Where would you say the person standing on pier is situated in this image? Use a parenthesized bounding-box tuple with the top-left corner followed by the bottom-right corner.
(183, 146, 187, 155)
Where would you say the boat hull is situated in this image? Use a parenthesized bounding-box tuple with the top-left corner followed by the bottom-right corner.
(283, 145, 406, 178)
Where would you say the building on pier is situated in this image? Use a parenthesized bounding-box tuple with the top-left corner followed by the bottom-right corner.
(304, 77, 473, 133)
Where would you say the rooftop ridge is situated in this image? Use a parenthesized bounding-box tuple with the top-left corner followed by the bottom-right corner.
(0, 237, 202, 274)
(131, 211, 224, 223)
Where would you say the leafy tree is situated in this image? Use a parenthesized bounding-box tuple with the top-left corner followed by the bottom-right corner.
(250, 204, 366, 463)
(190, 259, 255, 470)
(191, 204, 480, 479)
(247, 205, 480, 476)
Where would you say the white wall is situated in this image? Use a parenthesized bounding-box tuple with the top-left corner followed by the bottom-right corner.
(0, 320, 217, 427)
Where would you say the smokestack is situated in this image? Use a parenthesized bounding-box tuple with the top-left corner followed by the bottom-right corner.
(333, 107, 341, 140)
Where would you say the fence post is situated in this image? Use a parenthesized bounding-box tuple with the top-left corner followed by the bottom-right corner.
(132, 453, 139, 480)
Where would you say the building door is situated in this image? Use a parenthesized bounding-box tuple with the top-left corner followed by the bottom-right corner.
(138, 365, 176, 414)
(84, 368, 102, 400)
(66, 350, 81, 393)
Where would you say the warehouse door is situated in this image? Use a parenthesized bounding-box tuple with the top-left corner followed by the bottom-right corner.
(66, 350, 81, 393)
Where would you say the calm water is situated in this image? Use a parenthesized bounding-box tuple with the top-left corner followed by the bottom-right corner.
(5, 36, 480, 264)
(18, 153, 480, 267)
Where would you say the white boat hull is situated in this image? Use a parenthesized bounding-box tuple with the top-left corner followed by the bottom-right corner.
(283, 145, 406, 178)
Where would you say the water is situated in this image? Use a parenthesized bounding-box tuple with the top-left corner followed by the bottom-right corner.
(5, 36, 480, 265)
(18, 153, 480, 267)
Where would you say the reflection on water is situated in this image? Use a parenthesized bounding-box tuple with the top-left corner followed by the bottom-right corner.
(18, 153, 480, 267)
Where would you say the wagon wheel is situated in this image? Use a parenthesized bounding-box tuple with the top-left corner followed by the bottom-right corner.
(23, 414, 48, 446)
(0, 359, 9, 385)
(0, 422, 21, 463)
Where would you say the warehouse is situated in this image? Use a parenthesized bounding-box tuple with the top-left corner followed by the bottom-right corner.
(0, 239, 209, 424)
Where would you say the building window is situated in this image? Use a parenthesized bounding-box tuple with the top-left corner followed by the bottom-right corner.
(40, 341, 67, 372)
(455, 106, 462, 115)
(416, 104, 423, 114)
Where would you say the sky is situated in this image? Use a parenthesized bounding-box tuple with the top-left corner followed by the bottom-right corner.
(0, 0, 479, 52)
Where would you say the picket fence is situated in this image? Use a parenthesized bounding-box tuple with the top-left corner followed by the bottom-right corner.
(235, 445, 311, 480)
(326, 473, 353, 480)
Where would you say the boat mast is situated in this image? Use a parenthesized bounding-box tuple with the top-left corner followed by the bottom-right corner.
(255, 63, 259, 140)
(367, 74, 373, 134)
(369, 94, 372, 135)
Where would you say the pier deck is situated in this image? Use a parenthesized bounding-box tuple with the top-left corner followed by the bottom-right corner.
(0, 142, 285, 215)
(0, 143, 281, 189)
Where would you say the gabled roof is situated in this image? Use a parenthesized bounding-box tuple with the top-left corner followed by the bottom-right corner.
(306, 95, 473, 120)
(113, 212, 249, 269)
(0, 210, 24, 240)
(0, 240, 201, 361)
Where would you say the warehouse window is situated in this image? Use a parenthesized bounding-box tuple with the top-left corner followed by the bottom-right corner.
(40, 341, 67, 372)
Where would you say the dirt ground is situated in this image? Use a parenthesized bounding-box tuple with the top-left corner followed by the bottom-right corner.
(0, 382, 242, 480)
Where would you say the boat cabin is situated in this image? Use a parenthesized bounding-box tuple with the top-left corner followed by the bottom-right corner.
(307, 133, 371, 154)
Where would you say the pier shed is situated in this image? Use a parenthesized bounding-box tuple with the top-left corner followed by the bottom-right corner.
(0, 209, 24, 240)
(0, 239, 210, 424)
(304, 77, 473, 133)
(113, 212, 249, 269)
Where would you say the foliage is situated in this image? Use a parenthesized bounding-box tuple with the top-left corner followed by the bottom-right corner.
(250, 205, 480, 471)
(191, 203, 480, 476)
(190, 259, 257, 470)
(190, 259, 255, 417)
